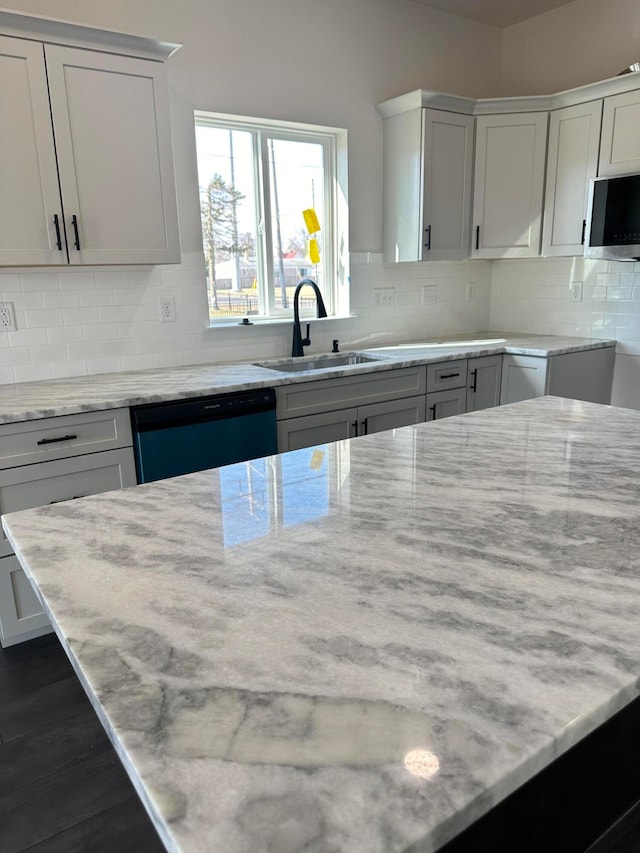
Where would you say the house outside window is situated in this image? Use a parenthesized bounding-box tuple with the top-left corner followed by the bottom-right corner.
(194, 112, 349, 324)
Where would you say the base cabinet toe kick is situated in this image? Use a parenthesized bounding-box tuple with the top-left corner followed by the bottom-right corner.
(0, 409, 136, 647)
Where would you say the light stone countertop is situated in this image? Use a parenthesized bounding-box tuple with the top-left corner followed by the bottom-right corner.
(0, 332, 615, 423)
(4, 396, 640, 852)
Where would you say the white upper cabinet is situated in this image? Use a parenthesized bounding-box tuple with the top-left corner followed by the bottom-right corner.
(46, 46, 180, 265)
(381, 100, 474, 262)
(472, 112, 548, 259)
(599, 89, 640, 176)
(542, 100, 603, 257)
(0, 13, 180, 267)
(422, 110, 474, 261)
(0, 36, 65, 266)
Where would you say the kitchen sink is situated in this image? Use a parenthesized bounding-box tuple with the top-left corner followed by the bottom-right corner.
(254, 353, 384, 373)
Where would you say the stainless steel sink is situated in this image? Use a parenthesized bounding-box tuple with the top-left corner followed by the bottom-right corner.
(254, 353, 383, 373)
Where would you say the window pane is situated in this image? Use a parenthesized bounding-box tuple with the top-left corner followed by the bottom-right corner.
(267, 138, 326, 317)
(196, 126, 260, 321)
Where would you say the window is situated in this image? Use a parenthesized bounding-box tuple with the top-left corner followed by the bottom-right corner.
(194, 111, 348, 323)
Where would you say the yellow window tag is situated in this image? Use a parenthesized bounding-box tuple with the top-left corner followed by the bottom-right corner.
(309, 448, 325, 470)
(308, 238, 320, 264)
(302, 208, 321, 234)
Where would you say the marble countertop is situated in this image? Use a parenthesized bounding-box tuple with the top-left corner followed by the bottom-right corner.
(4, 396, 640, 852)
(0, 332, 615, 424)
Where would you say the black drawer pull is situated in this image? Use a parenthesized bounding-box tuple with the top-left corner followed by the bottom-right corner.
(581, 219, 586, 245)
(430, 404, 437, 420)
(439, 372, 460, 380)
(37, 434, 78, 446)
(424, 225, 431, 251)
(470, 368, 478, 393)
(50, 495, 85, 504)
(475, 225, 480, 250)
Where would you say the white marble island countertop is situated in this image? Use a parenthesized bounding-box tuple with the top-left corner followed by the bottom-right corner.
(0, 332, 615, 423)
(4, 396, 640, 852)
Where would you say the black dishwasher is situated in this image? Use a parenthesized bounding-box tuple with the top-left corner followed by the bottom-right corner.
(130, 388, 277, 483)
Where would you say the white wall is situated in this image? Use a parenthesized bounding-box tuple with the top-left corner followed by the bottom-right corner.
(0, 0, 502, 384)
(501, 0, 640, 95)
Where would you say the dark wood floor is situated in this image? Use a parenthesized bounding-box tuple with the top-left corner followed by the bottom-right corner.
(0, 633, 163, 853)
(3, 634, 640, 853)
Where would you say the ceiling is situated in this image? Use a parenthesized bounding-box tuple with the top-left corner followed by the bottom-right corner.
(413, 0, 576, 28)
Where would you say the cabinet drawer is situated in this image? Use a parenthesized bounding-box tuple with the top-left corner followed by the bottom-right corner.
(0, 447, 137, 558)
(0, 553, 51, 647)
(0, 408, 132, 470)
(427, 360, 467, 391)
(276, 367, 427, 419)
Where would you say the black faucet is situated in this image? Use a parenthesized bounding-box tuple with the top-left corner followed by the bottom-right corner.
(291, 278, 328, 357)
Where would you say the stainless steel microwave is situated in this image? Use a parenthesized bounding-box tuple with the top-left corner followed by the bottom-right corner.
(585, 172, 640, 261)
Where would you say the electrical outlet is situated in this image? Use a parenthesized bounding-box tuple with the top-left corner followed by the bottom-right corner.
(466, 281, 477, 302)
(0, 302, 16, 331)
(570, 281, 583, 302)
(422, 285, 437, 306)
(373, 287, 395, 308)
(160, 297, 176, 322)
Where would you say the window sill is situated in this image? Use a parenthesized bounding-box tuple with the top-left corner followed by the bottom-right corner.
(206, 314, 357, 330)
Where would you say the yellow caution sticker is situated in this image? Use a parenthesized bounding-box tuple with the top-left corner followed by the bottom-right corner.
(308, 238, 320, 264)
(302, 208, 321, 234)
(309, 448, 325, 470)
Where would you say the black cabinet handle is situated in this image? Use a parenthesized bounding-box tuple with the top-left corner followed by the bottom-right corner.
(439, 372, 460, 380)
(430, 404, 437, 420)
(50, 495, 85, 504)
(475, 225, 480, 250)
(72, 215, 81, 250)
(351, 420, 358, 437)
(361, 418, 368, 435)
(581, 219, 586, 245)
(470, 369, 478, 393)
(53, 214, 63, 251)
(37, 434, 77, 446)
(424, 225, 431, 251)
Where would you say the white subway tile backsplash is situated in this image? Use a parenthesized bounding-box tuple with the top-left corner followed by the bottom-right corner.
(62, 307, 100, 326)
(50, 360, 88, 379)
(20, 273, 60, 292)
(12, 363, 52, 383)
(59, 272, 94, 291)
(23, 308, 63, 328)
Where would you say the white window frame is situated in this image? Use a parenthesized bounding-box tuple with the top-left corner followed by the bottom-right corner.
(194, 111, 349, 325)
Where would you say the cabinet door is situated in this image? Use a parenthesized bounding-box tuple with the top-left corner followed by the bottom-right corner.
(472, 112, 548, 258)
(543, 101, 602, 257)
(277, 408, 358, 453)
(358, 395, 426, 436)
(0, 447, 137, 558)
(500, 354, 548, 404)
(381, 107, 473, 262)
(466, 355, 502, 412)
(599, 90, 640, 176)
(422, 109, 474, 261)
(0, 554, 51, 648)
(426, 387, 466, 421)
(45, 45, 180, 265)
(0, 36, 66, 266)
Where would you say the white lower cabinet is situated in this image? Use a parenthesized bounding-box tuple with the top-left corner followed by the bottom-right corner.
(278, 396, 427, 452)
(276, 366, 427, 453)
(501, 347, 615, 405)
(0, 554, 49, 646)
(0, 411, 136, 646)
(466, 355, 502, 412)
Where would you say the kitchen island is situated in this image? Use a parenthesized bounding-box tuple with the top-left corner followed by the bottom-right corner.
(3, 396, 640, 852)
